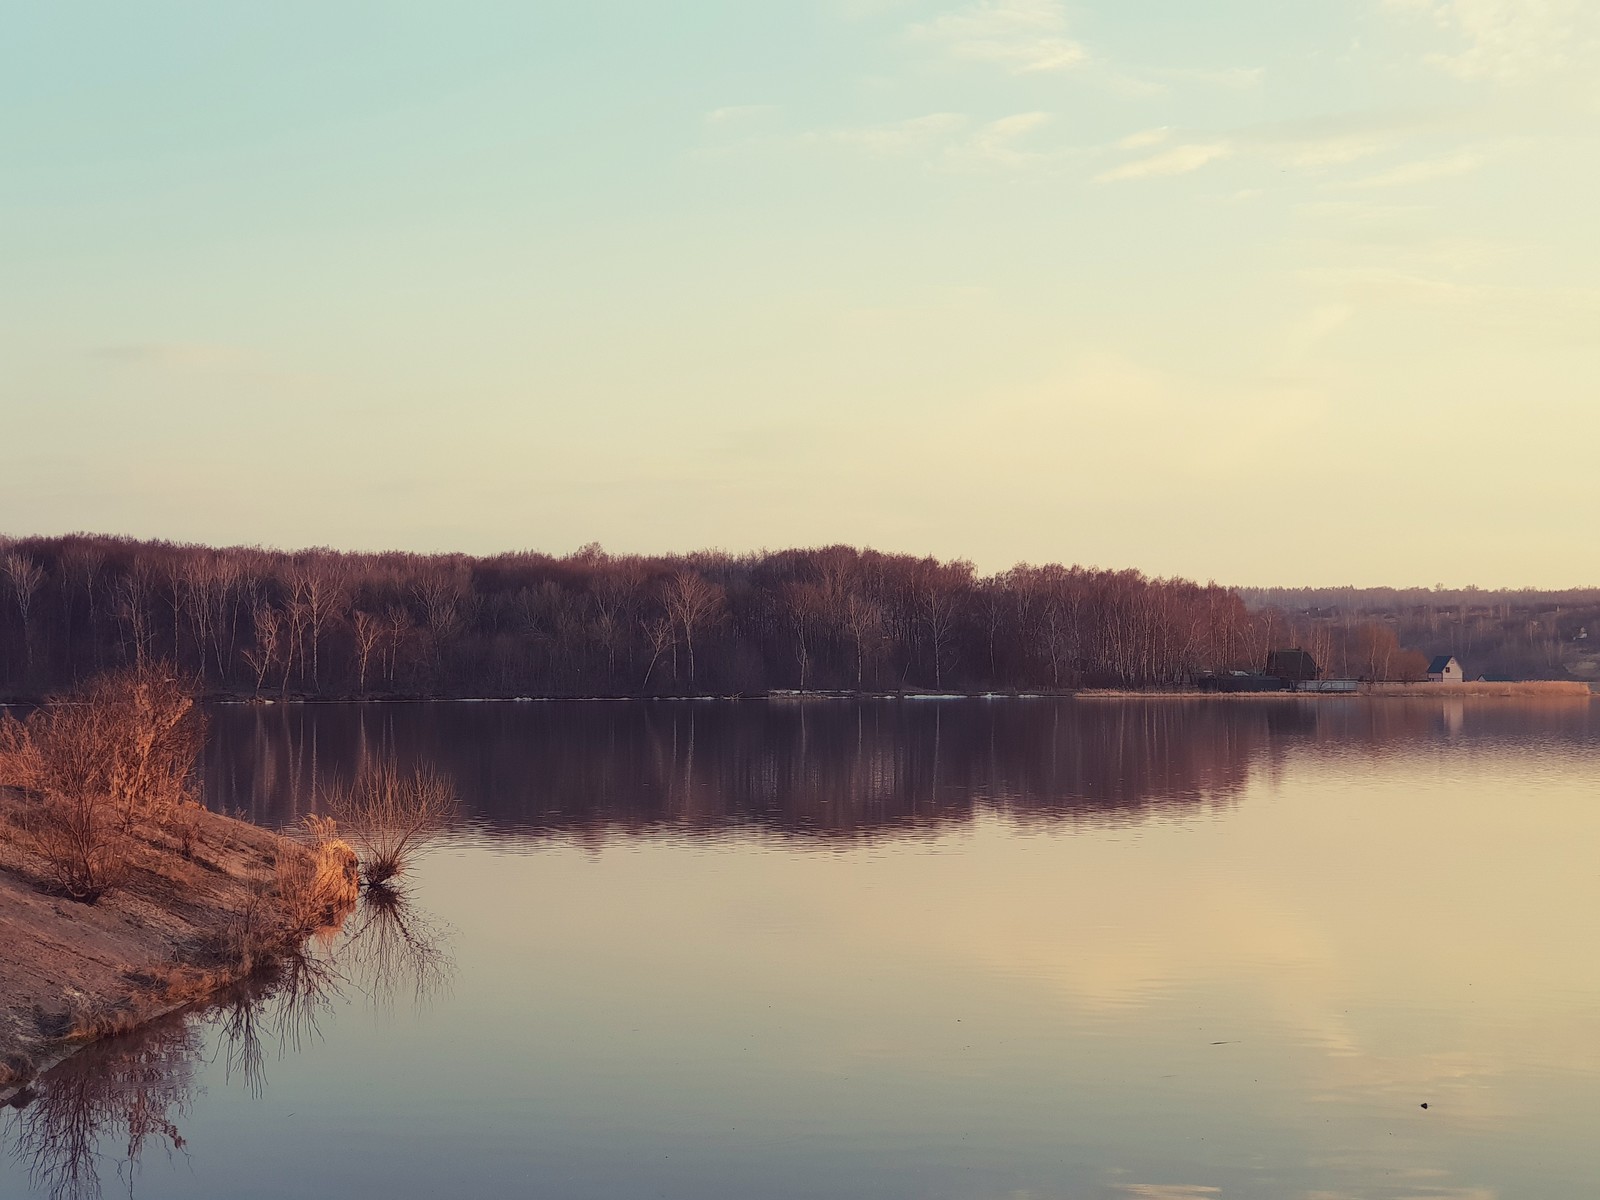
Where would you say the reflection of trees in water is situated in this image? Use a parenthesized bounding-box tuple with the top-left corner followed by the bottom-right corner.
(203, 698, 1599, 839)
(205, 700, 1322, 837)
(4, 1018, 196, 1200)
(2, 890, 451, 1200)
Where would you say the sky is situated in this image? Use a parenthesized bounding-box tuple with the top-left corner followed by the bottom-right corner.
(3, 1, 1597, 588)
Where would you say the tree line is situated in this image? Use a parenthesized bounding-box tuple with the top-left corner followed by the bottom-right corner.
(1242, 585, 1600, 682)
(0, 534, 1471, 700)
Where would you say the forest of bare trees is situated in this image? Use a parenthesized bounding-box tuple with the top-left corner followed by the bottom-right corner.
(4, 534, 1572, 700)
(1242, 585, 1600, 682)
(0, 534, 1313, 700)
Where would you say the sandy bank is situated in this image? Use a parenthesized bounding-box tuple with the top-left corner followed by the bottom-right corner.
(0, 792, 319, 1101)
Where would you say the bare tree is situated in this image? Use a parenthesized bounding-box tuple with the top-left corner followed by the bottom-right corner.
(641, 615, 677, 691)
(351, 610, 384, 695)
(841, 593, 884, 690)
(288, 562, 345, 691)
(3, 552, 45, 674)
(415, 573, 465, 681)
(661, 571, 724, 689)
(245, 604, 283, 696)
(114, 565, 159, 669)
(915, 560, 971, 690)
(383, 605, 414, 687)
(783, 581, 828, 691)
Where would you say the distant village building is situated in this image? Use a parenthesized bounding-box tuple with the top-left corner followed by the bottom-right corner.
(1427, 655, 1464, 683)
(1196, 648, 1333, 693)
(1265, 648, 1320, 682)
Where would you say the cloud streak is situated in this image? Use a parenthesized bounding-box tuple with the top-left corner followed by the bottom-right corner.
(1345, 149, 1486, 188)
(909, 0, 1087, 74)
(1387, 0, 1600, 86)
(805, 110, 1056, 170)
(1096, 142, 1231, 183)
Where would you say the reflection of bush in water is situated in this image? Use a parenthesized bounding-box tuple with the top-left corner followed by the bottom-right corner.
(4, 888, 451, 1200)
(341, 883, 454, 1009)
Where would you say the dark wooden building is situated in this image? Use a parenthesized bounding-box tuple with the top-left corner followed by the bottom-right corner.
(1265, 648, 1320, 683)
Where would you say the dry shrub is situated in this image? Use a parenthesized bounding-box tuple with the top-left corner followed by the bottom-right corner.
(274, 822, 361, 937)
(4, 790, 130, 905)
(223, 821, 359, 976)
(0, 665, 204, 903)
(327, 761, 457, 886)
(169, 799, 205, 859)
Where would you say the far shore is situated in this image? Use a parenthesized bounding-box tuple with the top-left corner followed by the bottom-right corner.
(1074, 681, 1595, 700)
(7, 683, 1590, 708)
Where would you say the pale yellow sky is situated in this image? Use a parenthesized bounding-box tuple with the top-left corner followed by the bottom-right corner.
(3, 2, 1597, 586)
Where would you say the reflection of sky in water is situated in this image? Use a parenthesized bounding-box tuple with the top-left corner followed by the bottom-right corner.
(4, 699, 1598, 1199)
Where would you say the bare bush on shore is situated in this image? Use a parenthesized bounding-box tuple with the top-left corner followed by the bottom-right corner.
(0, 665, 204, 902)
(222, 817, 359, 975)
(326, 762, 457, 886)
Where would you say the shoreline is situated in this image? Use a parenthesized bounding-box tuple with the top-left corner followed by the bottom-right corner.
(1078, 681, 1594, 700)
(5, 682, 1592, 708)
(0, 796, 342, 1104)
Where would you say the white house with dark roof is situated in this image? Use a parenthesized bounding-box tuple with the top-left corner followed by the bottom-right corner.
(1427, 655, 1464, 683)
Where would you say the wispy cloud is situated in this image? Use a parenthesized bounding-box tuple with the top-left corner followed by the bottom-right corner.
(1277, 134, 1393, 168)
(806, 112, 969, 157)
(1096, 142, 1232, 183)
(1154, 65, 1265, 90)
(956, 111, 1052, 166)
(909, 0, 1087, 74)
(1117, 127, 1171, 151)
(806, 111, 1055, 169)
(1344, 149, 1486, 188)
(1387, 0, 1600, 85)
(1093, 111, 1428, 185)
(704, 105, 775, 127)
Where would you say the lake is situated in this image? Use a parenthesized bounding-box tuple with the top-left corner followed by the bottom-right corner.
(5, 697, 1599, 1199)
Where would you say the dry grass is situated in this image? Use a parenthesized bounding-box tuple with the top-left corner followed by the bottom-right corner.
(0, 680, 372, 1071)
(64, 965, 235, 1043)
(0, 665, 204, 902)
(273, 824, 361, 939)
(1076, 689, 1311, 700)
(1363, 680, 1593, 698)
(61, 824, 360, 1046)
(327, 761, 457, 886)
(1079, 681, 1594, 700)
(219, 822, 359, 978)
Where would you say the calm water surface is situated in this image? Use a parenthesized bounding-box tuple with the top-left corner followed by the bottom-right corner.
(4, 698, 1599, 1199)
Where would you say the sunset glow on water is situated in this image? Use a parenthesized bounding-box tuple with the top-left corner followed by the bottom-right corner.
(6, 698, 1597, 1199)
